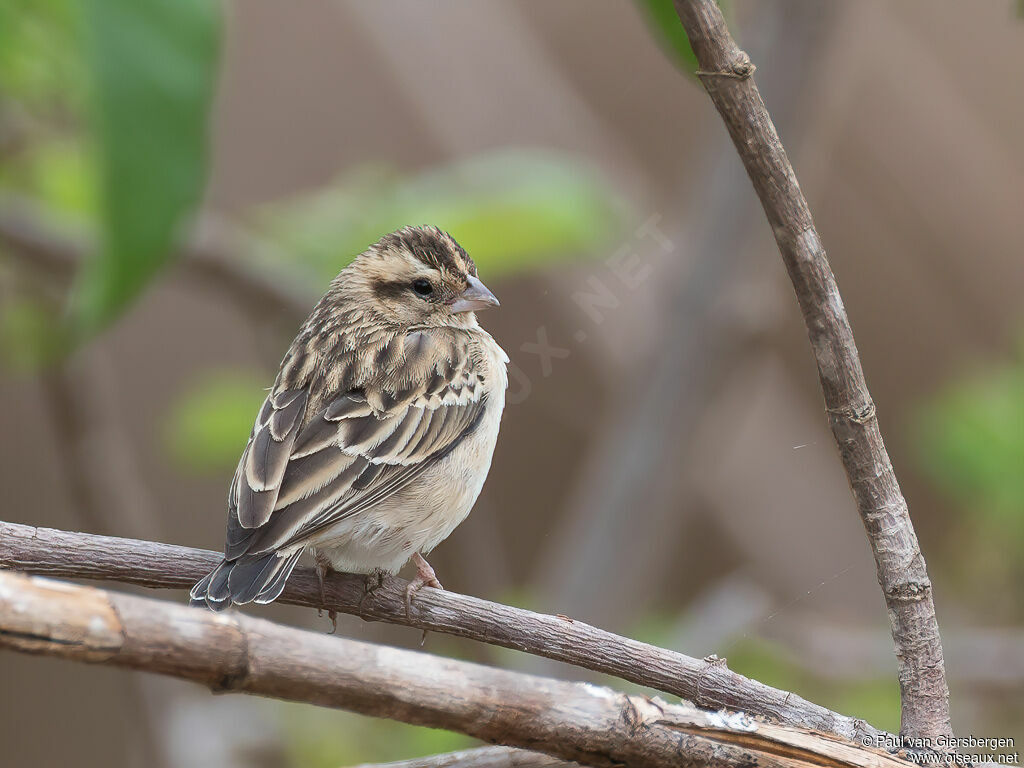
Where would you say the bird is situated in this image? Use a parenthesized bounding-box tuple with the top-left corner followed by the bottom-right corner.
(190, 226, 508, 620)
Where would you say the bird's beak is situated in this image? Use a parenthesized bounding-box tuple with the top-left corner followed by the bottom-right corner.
(450, 275, 500, 313)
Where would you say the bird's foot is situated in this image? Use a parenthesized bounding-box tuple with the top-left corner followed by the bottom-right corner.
(404, 552, 443, 621)
(314, 552, 338, 634)
(357, 569, 388, 612)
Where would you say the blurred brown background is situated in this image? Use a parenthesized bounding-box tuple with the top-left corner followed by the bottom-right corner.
(2, 1, 1022, 766)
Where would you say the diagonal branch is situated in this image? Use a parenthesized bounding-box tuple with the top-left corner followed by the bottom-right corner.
(0, 571, 913, 768)
(350, 746, 576, 768)
(671, 0, 951, 740)
(0, 519, 885, 744)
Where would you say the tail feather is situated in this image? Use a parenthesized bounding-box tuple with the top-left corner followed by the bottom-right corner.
(228, 552, 282, 604)
(254, 549, 303, 604)
(207, 560, 233, 603)
(190, 550, 301, 611)
(189, 561, 232, 611)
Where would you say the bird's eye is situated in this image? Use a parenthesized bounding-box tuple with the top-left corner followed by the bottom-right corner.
(411, 279, 433, 297)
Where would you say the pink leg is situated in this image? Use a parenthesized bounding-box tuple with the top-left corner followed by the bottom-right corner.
(404, 552, 444, 617)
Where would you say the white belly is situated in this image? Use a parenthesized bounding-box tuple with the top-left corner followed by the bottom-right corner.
(311, 375, 505, 574)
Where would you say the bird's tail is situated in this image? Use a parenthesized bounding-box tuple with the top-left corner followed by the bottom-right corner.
(190, 549, 303, 611)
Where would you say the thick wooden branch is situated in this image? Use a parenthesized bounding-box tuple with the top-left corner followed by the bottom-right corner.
(671, 0, 952, 740)
(0, 571, 913, 768)
(0, 520, 884, 744)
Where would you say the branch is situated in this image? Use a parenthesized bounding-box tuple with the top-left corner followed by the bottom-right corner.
(0, 520, 885, 745)
(672, 0, 952, 740)
(0, 571, 913, 768)
(0, 192, 312, 320)
(350, 746, 575, 768)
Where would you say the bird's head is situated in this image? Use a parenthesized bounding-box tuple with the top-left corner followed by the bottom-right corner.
(347, 226, 499, 329)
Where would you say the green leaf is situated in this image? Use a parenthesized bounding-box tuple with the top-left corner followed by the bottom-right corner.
(635, 0, 698, 73)
(73, 0, 220, 334)
(255, 150, 628, 282)
(634, 0, 731, 76)
(163, 371, 266, 474)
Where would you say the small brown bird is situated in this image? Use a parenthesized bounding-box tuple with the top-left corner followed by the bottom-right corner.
(191, 226, 507, 614)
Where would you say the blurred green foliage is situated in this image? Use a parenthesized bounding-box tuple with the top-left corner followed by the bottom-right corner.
(255, 151, 628, 283)
(279, 705, 474, 768)
(0, 296, 69, 370)
(0, 0, 95, 226)
(635, 0, 730, 74)
(914, 361, 1024, 522)
(635, 0, 699, 73)
(626, 612, 901, 732)
(1, 0, 220, 337)
(723, 637, 900, 734)
(0, 0, 85, 113)
(1, 0, 627, 367)
(73, 0, 220, 333)
(162, 150, 627, 477)
(163, 370, 267, 474)
(6, 140, 98, 219)
(912, 350, 1024, 612)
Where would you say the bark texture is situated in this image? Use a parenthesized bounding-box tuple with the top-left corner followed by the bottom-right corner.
(0, 520, 883, 744)
(671, 0, 951, 740)
(350, 746, 575, 768)
(0, 571, 914, 768)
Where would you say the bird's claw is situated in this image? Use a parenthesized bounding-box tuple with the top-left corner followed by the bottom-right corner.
(314, 552, 337, 634)
(405, 553, 443, 638)
(357, 569, 387, 612)
(403, 576, 443, 617)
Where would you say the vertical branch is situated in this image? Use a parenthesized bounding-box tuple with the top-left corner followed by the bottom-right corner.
(671, 0, 952, 740)
(532, 0, 836, 629)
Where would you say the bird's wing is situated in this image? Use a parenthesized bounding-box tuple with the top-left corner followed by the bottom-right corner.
(230, 387, 309, 529)
(225, 330, 489, 559)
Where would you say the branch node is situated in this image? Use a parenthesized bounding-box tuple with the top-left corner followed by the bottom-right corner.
(827, 400, 877, 425)
(695, 654, 729, 708)
(886, 580, 933, 604)
(696, 51, 755, 80)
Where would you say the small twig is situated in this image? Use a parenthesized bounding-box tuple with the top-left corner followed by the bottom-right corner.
(348, 745, 576, 768)
(0, 571, 914, 768)
(0, 519, 886, 744)
(672, 0, 952, 739)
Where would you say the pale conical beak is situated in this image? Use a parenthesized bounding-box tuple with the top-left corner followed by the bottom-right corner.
(450, 275, 500, 313)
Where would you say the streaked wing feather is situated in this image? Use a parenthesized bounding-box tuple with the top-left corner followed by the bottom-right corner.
(281, 398, 489, 544)
(246, 455, 371, 553)
(277, 449, 360, 507)
(234, 388, 308, 528)
(369, 407, 427, 460)
(233, 330, 488, 556)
